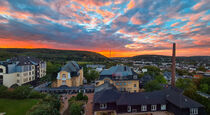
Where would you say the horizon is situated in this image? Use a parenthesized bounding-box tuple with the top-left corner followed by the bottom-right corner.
(1, 47, 210, 58)
(0, 0, 210, 57)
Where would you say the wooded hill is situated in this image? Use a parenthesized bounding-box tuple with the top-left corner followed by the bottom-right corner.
(0, 48, 109, 62)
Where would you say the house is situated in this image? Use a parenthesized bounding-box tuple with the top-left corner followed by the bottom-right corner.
(93, 83, 206, 115)
(56, 61, 83, 87)
(96, 64, 140, 92)
(0, 56, 46, 87)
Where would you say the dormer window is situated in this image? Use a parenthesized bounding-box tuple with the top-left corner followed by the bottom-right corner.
(100, 104, 107, 109)
(190, 108, 198, 115)
(141, 105, 147, 111)
(127, 106, 131, 112)
(161, 104, 166, 110)
(151, 105, 156, 111)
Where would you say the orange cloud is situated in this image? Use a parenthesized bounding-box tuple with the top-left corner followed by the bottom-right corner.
(130, 13, 142, 25)
(127, 0, 135, 10)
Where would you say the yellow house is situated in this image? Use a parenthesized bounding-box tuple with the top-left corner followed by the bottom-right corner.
(56, 61, 83, 87)
(96, 64, 140, 93)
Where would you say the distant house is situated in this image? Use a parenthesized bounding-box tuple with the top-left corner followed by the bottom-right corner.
(0, 56, 46, 87)
(56, 61, 83, 87)
(93, 83, 206, 115)
(142, 68, 148, 73)
(163, 71, 182, 84)
(96, 64, 140, 92)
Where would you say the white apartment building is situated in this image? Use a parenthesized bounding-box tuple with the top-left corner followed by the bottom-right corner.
(0, 56, 46, 88)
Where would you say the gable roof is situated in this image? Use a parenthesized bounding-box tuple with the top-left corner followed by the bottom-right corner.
(94, 86, 204, 108)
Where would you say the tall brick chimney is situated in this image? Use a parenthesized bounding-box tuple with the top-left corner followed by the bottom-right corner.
(171, 43, 176, 87)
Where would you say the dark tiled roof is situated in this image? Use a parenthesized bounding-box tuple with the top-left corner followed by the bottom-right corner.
(61, 61, 81, 73)
(10, 56, 43, 66)
(117, 90, 166, 105)
(99, 65, 138, 81)
(166, 90, 204, 108)
(94, 86, 204, 108)
(94, 88, 121, 103)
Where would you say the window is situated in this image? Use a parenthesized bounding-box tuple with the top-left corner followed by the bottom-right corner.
(151, 105, 156, 111)
(161, 104, 166, 110)
(127, 106, 131, 112)
(100, 104, 107, 109)
(133, 75, 137, 79)
(0, 75, 3, 79)
(190, 108, 198, 115)
(62, 74, 66, 79)
(62, 80, 66, 85)
(0, 68, 3, 73)
(141, 105, 147, 111)
(17, 80, 20, 83)
(132, 109, 137, 112)
(134, 84, 136, 87)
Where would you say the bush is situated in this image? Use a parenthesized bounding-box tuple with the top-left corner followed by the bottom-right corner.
(12, 85, 32, 99)
(0, 85, 8, 98)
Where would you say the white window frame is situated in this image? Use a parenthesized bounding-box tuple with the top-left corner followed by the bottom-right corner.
(141, 105, 147, 111)
(127, 106, 131, 112)
(100, 104, 107, 109)
(190, 108, 198, 115)
(161, 104, 166, 110)
(151, 105, 157, 111)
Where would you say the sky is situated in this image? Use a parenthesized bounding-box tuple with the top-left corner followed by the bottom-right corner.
(0, 0, 209, 57)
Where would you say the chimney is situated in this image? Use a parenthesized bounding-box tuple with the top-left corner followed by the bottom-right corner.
(171, 43, 176, 87)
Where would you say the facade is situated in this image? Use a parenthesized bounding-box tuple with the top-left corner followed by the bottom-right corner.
(96, 64, 140, 93)
(56, 61, 83, 87)
(0, 56, 46, 87)
(93, 83, 206, 115)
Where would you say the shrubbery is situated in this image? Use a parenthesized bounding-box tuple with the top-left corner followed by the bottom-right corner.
(68, 92, 88, 115)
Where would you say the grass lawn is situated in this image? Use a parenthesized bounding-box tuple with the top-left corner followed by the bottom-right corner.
(0, 98, 39, 115)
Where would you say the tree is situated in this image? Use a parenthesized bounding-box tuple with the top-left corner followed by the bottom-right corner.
(69, 103, 82, 115)
(176, 78, 196, 91)
(155, 75, 167, 84)
(76, 92, 84, 100)
(197, 66, 206, 72)
(84, 68, 99, 83)
(144, 80, 163, 92)
(200, 84, 208, 93)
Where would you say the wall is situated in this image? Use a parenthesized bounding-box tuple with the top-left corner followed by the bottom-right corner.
(96, 79, 140, 93)
(3, 73, 18, 87)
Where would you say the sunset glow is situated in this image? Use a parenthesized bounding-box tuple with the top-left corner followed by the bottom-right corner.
(0, 0, 209, 57)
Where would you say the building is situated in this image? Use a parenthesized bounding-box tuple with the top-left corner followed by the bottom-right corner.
(93, 83, 206, 115)
(56, 61, 83, 87)
(96, 64, 140, 92)
(0, 56, 46, 87)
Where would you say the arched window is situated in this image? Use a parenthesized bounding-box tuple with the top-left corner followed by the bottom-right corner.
(62, 74, 66, 79)
(0, 68, 3, 73)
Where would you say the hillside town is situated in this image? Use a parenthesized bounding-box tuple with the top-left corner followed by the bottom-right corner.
(0, 43, 209, 115)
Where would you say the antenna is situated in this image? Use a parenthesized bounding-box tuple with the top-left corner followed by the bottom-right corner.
(109, 49, 111, 58)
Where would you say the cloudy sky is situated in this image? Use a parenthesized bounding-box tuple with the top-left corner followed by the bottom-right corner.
(0, 0, 209, 57)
